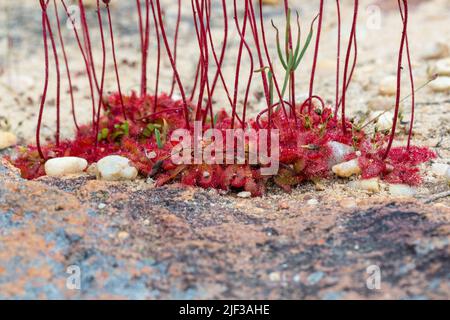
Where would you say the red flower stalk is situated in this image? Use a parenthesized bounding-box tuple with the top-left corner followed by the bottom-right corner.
(208, 0, 228, 98)
(136, 0, 144, 52)
(398, 0, 415, 149)
(36, 0, 50, 160)
(61, 0, 96, 126)
(104, 0, 127, 120)
(258, 0, 290, 122)
(384, 0, 409, 159)
(53, 0, 78, 132)
(247, 0, 271, 115)
(190, 58, 201, 101)
(169, 0, 182, 98)
(155, 0, 190, 129)
(150, 0, 161, 110)
(43, 3, 61, 147)
(79, 0, 100, 94)
(141, 0, 151, 97)
(308, 0, 324, 112)
(283, 0, 296, 111)
(232, 0, 254, 126)
(341, 0, 358, 133)
(94, 0, 107, 147)
(193, 0, 215, 126)
(334, 0, 341, 117)
(191, 0, 208, 121)
(230, 0, 250, 128)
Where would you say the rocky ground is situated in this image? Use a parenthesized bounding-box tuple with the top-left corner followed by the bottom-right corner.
(0, 0, 449, 299)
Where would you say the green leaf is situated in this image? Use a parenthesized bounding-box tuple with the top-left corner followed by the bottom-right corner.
(294, 14, 318, 69)
(293, 11, 302, 64)
(155, 128, 164, 149)
(271, 20, 287, 70)
(97, 128, 109, 142)
(268, 70, 274, 107)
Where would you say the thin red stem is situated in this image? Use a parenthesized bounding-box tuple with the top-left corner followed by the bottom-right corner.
(150, 0, 161, 111)
(341, 0, 358, 134)
(79, 0, 100, 93)
(169, 0, 182, 98)
(205, 0, 232, 108)
(61, 0, 96, 125)
(308, 0, 324, 112)
(155, 0, 190, 129)
(334, 0, 341, 117)
(53, 0, 78, 132)
(398, 0, 415, 149)
(95, 0, 106, 147)
(190, 59, 201, 101)
(141, 0, 150, 97)
(247, 0, 271, 115)
(37, 1, 50, 160)
(44, 5, 61, 147)
(233, 0, 254, 126)
(106, 3, 127, 120)
(136, 0, 144, 53)
(384, 0, 409, 159)
(258, 0, 290, 121)
(231, 0, 251, 128)
(283, 0, 296, 113)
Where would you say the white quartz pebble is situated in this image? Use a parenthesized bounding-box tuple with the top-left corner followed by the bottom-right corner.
(45, 157, 88, 177)
(332, 159, 361, 178)
(97, 155, 138, 181)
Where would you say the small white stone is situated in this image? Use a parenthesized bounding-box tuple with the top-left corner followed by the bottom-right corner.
(378, 76, 397, 96)
(349, 178, 381, 193)
(332, 159, 361, 178)
(430, 76, 450, 93)
(146, 150, 157, 159)
(434, 58, 450, 76)
(97, 155, 138, 181)
(98, 203, 107, 210)
(0, 131, 17, 150)
(431, 163, 450, 177)
(44, 157, 88, 177)
(327, 141, 354, 167)
(389, 184, 417, 197)
(237, 191, 252, 198)
(375, 111, 394, 132)
(269, 272, 281, 282)
(307, 198, 319, 206)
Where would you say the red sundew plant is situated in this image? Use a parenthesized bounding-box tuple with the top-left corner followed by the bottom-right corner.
(10, 0, 436, 196)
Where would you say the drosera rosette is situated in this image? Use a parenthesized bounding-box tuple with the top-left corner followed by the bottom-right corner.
(8, 0, 436, 197)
